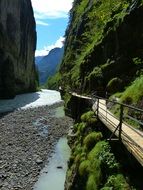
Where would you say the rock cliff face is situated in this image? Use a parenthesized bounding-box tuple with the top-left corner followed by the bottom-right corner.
(0, 0, 37, 98)
(57, 0, 143, 98)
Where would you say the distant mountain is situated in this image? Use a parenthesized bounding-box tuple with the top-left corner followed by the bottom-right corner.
(35, 47, 64, 84)
(35, 56, 44, 64)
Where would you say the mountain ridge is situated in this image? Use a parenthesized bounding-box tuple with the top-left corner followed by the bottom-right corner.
(36, 47, 64, 85)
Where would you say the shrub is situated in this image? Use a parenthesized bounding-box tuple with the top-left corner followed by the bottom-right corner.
(74, 144, 83, 156)
(86, 159, 102, 190)
(79, 160, 90, 176)
(121, 75, 143, 104)
(74, 122, 86, 133)
(86, 174, 98, 190)
(88, 141, 119, 174)
(83, 132, 103, 151)
(81, 111, 97, 126)
(86, 175, 97, 190)
(102, 174, 130, 190)
(107, 77, 123, 94)
(79, 122, 86, 132)
(81, 111, 95, 122)
(132, 57, 143, 66)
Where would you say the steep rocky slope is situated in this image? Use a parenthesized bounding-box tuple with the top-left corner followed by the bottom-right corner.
(55, 0, 143, 101)
(36, 47, 64, 85)
(0, 0, 37, 98)
(50, 1, 143, 189)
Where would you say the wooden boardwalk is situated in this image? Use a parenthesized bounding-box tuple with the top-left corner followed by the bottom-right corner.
(93, 99, 143, 166)
(69, 91, 143, 166)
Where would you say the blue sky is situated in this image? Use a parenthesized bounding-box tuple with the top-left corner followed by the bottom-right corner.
(31, 0, 73, 56)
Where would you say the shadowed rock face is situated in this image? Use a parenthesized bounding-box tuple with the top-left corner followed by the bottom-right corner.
(0, 0, 37, 98)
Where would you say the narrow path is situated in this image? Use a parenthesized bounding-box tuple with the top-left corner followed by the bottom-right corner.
(70, 91, 143, 166)
(93, 99, 143, 166)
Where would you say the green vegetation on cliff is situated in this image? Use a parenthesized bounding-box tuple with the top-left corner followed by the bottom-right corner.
(120, 75, 143, 104)
(109, 74, 143, 129)
(48, 0, 143, 107)
(50, 1, 143, 189)
(65, 111, 132, 190)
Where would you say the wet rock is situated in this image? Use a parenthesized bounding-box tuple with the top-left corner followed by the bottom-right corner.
(36, 159, 43, 165)
(57, 166, 63, 169)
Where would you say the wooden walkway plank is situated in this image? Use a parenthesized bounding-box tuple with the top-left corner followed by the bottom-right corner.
(94, 99, 143, 166)
(70, 91, 143, 166)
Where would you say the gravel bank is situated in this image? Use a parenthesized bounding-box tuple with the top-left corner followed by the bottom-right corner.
(0, 103, 73, 190)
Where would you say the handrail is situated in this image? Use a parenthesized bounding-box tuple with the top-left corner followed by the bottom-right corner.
(125, 115, 143, 126)
(92, 94, 143, 131)
(93, 94, 143, 113)
(66, 90, 143, 165)
(69, 90, 143, 129)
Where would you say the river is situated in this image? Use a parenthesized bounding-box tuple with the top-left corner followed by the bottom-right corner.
(34, 137, 70, 190)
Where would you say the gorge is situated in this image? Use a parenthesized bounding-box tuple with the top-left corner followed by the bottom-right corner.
(49, 0, 143, 189)
(0, 0, 143, 190)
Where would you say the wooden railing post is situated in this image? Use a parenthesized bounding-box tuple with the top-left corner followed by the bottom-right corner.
(97, 98, 99, 117)
(119, 105, 124, 141)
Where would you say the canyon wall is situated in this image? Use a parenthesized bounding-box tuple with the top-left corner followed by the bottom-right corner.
(0, 0, 37, 98)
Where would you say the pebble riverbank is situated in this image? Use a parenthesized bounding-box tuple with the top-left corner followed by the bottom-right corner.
(0, 102, 73, 190)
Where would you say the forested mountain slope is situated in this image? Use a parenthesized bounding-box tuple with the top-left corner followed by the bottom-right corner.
(47, 1, 143, 189)
(36, 47, 64, 85)
(51, 0, 143, 106)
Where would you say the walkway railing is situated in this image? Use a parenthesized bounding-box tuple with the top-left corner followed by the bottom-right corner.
(61, 88, 143, 165)
(92, 95, 143, 166)
(92, 95, 143, 137)
(69, 92, 143, 166)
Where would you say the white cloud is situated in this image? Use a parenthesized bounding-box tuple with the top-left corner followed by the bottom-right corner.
(36, 20, 49, 26)
(35, 49, 49, 57)
(31, 0, 73, 19)
(35, 36, 65, 57)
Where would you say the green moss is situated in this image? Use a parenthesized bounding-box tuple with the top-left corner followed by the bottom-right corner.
(64, 92, 72, 109)
(86, 159, 102, 190)
(66, 107, 131, 190)
(78, 122, 86, 132)
(86, 174, 98, 190)
(81, 111, 97, 126)
(107, 77, 123, 94)
(74, 122, 86, 134)
(86, 67, 103, 90)
(121, 75, 143, 104)
(83, 132, 103, 151)
(109, 75, 143, 129)
(79, 160, 90, 176)
(74, 144, 83, 156)
(132, 57, 143, 66)
(75, 154, 82, 163)
(102, 174, 131, 190)
(88, 141, 119, 174)
(59, 0, 131, 90)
